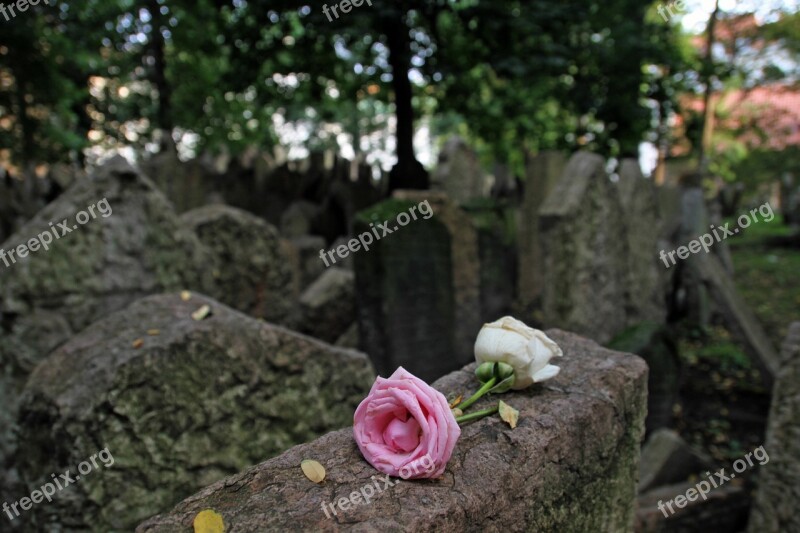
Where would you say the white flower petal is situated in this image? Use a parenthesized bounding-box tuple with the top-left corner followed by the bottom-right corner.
(532, 364, 561, 383)
(473, 317, 564, 390)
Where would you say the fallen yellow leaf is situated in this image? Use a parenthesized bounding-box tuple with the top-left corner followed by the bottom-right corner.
(181, 291, 192, 301)
(301, 459, 326, 483)
(132, 338, 144, 349)
(147, 329, 160, 336)
(498, 400, 519, 429)
(449, 395, 463, 409)
(192, 305, 211, 321)
(193, 509, 224, 533)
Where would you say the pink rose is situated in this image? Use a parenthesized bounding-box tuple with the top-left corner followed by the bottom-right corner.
(353, 367, 460, 479)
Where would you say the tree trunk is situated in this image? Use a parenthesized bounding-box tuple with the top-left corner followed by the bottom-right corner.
(148, 0, 172, 137)
(384, 18, 428, 192)
(698, 0, 720, 174)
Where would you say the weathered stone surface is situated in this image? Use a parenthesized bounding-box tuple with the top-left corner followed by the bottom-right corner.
(140, 145, 218, 213)
(637, 429, 713, 492)
(609, 323, 680, 435)
(138, 329, 647, 532)
(287, 235, 328, 290)
(747, 322, 800, 532)
(431, 136, 488, 204)
(617, 160, 667, 326)
(518, 151, 566, 310)
(355, 191, 480, 382)
(329, 236, 355, 270)
(16, 293, 375, 531)
(673, 186, 713, 326)
(335, 322, 359, 349)
(539, 152, 629, 344)
(636, 479, 749, 533)
(0, 157, 209, 489)
(691, 253, 780, 387)
(463, 200, 518, 323)
(299, 268, 356, 343)
(181, 205, 297, 326)
(280, 200, 320, 238)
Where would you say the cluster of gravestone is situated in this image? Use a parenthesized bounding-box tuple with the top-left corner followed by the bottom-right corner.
(0, 163, 82, 245)
(0, 157, 376, 530)
(1, 137, 797, 531)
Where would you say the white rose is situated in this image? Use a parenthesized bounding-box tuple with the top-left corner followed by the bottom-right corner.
(474, 316, 563, 389)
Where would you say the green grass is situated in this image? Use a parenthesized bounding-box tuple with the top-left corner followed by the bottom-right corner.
(726, 216, 800, 343)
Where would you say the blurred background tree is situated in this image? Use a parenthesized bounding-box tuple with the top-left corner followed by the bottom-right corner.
(0, 0, 797, 199)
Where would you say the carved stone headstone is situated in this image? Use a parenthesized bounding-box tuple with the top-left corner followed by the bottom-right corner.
(16, 293, 375, 531)
(354, 191, 480, 381)
(609, 323, 679, 434)
(692, 253, 780, 387)
(0, 158, 209, 491)
(617, 159, 666, 326)
(464, 201, 517, 323)
(539, 152, 628, 344)
(299, 267, 356, 343)
(747, 322, 800, 532)
(431, 136, 488, 204)
(140, 145, 216, 213)
(181, 205, 297, 326)
(518, 151, 567, 310)
(139, 329, 648, 532)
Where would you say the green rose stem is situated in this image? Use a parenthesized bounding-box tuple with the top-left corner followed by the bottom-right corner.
(455, 404, 499, 425)
(457, 376, 497, 412)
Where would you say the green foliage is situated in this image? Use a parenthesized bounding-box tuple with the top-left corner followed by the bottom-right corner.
(1, 0, 790, 177)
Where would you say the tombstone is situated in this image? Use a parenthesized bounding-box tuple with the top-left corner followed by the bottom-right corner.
(286, 235, 327, 290)
(637, 429, 713, 492)
(354, 190, 480, 381)
(279, 200, 321, 238)
(518, 151, 567, 310)
(15, 293, 375, 531)
(138, 329, 648, 533)
(490, 162, 518, 199)
(747, 322, 800, 532)
(181, 205, 297, 326)
(617, 160, 667, 326)
(431, 136, 488, 204)
(298, 267, 355, 343)
(140, 144, 216, 213)
(608, 323, 679, 435)
(463, 201, 518, 323)
(675, 186, 713, 327)
(0, 157, 210, 491)
(539, 152, 629, 344)
(329, 236, 355, 270)
(691, 253, 780, 388)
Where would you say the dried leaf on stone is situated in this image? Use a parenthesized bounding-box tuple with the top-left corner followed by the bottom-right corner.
(181, 291, 192, 301)
(192, 305, 211, 321)
(301, 459, 326, 483)
(498, 400, 519, 429)
(132, 338, 144, 349)
(449, 395, 463, 409)
(147, 329, 160, 336)
(193, 509, 224, 533)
